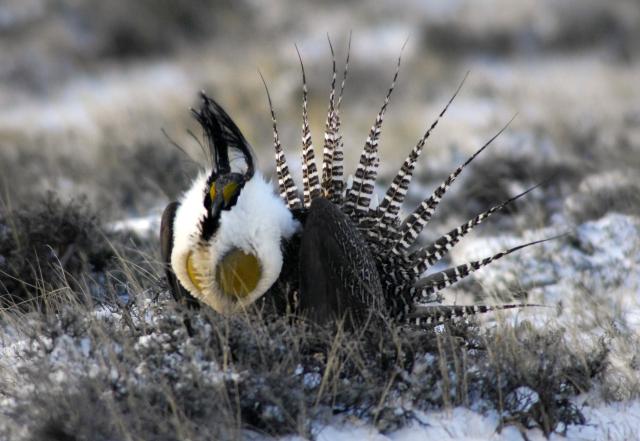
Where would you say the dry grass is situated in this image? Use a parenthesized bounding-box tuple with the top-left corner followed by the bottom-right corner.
(0, 2, 639, 438)
(0, 197, 624, 440)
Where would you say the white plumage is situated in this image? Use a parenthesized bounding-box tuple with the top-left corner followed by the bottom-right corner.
(171, 171, 300, 314)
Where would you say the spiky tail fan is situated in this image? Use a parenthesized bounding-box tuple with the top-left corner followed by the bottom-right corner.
(264, 40, 553, 325)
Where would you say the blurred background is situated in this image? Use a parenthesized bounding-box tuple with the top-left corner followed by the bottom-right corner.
(3, 3, 640, 437)
(0, 0, 639, 230)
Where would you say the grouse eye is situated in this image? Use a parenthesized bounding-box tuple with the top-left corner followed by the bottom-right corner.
(208, 179, 241, 212)
(222, 181, 240, 205)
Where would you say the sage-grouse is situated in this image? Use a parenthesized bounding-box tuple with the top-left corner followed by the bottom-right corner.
(161, 42, 548, 327)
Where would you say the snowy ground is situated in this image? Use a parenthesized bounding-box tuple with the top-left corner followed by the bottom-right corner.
(102, 212, 640, 441)
(305, 400, 640, 441)
(1, 0, 640, 440)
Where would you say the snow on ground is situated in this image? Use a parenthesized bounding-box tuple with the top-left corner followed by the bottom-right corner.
(277, 399, 640, 441)
(1, 1, 639, 439)
(0, 62, 195, 150)
(99, 207, 640, 441)
(449, 212, 640, 331)
(273, 215, 640, 441)
(110, 209, 162, 237)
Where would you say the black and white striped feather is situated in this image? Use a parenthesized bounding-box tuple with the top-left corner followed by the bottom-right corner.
(329, 34, 351, 205)
(265, 41, 551, 326)
(259, 72, 302, 210)
(344, 45, 404, 219)
(296, 46, 322, 207)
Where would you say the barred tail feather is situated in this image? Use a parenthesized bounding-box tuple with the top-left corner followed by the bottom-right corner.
(345, 43, 405, 217)
(259, 72, 302, 210)
(336, 31, 351, 111)
(411, 235, 560, 301)
(391, 115, 517, 254)
(296, 46, 322, 207)
(321, 36, 339, 198)
(407, 181, 544, 276)
(377, 72, 469, 230)
(407, 303, 545, 327)
(330, 33, 351, 204)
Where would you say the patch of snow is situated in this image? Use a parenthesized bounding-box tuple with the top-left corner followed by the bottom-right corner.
(505, 386, 540, 414)
(316, 421, 390, 441)
(450, 213, 640, 325)
(0, 63, 192, 141)
(303, 372, 322, 389)
(281, 400, 640, 441)
(110, 210, 162, 237)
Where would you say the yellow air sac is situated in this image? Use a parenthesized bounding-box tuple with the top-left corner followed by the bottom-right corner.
(216, 249, 261, 299)
(186, 251, 204, 294)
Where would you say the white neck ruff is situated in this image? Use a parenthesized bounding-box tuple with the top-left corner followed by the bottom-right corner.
(171, 171, 300, 313)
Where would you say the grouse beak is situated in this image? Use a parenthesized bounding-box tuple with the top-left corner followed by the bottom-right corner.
(210, 196, 224, 218)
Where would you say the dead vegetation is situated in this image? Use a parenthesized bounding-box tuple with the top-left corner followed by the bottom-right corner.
(0, 194, 115, 311)
(0, 197, 617, 440)
(0, 1, 639, 438)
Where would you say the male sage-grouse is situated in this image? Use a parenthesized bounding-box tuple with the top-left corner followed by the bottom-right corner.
(161, 42, 550, 327)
